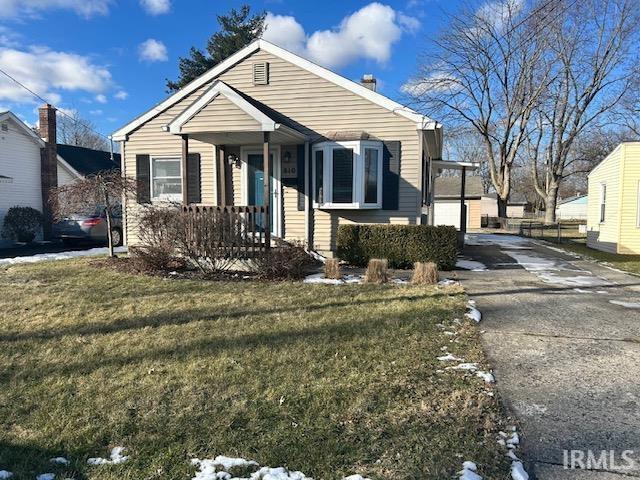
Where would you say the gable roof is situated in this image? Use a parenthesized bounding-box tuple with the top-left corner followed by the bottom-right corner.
(165, 80, 306, 141)
(56, 144, 120, 176)
(558, 194, 587, 205)
(113, 39, 437, 141)
(435, 176, 484, 198)
(0, 111, 46, 147)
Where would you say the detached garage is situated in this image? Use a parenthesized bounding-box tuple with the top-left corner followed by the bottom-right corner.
(434, 176, 483, 230)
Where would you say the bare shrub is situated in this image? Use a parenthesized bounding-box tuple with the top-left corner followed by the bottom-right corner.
(324, 258, 342, 280)
(253, 240, 316, 280)
(364, 258, 388, 284)
(130, 206, 182, 272)
(411, 262, 438, 285)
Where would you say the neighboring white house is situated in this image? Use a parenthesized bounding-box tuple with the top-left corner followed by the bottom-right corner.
(0, 107, 120, 247)
(556, 194, 587, 220)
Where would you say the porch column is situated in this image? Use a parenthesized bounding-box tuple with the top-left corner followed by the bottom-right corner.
(263, 132, 271, 250)
(460, 166, 467, 235)
(181, 134, 189, 205)
(217, 145, 227, 206)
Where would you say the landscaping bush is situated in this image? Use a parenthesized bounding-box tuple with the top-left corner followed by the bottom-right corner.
(1, 206, 43, 243)
(364, 258, 388, 284)
(411, 262, 439, 285)
(253, 240, 317, 280)
(131, 207, 182, 271)
(336, 224, 458, 270)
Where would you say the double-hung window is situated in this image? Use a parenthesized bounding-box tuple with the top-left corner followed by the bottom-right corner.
(151, 157, 182, 201)
(600, 183, 607, 223)
(312, 140, 383, 209)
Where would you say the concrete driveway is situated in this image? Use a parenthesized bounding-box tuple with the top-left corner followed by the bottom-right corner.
(458, 234, 640, 479)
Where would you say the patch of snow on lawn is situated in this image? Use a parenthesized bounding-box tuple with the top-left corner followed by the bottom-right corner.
(0, 247, 127, 266)
(465, 301, 482, 322)
(438, 278, 459, 286)
(447, 363, 495, 383)
(458, 461, 482, 480)
(456, 259, 488, 272)
(87, 446, 128, 465)
(0, 471, 12, 479)
(36, 474, 55, 480)
(510, 461, 529, 480)
(303, 273, 344, 285)
(50, 457, 69, 465)
(191, 456, 370, 480)
(438, 353, 463, 361)
(610, 300, 640, 309)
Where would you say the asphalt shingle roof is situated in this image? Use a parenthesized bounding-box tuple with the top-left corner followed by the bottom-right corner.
(57, 144, 120, 176)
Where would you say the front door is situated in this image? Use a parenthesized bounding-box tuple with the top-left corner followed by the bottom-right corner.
(245, 150, 280, 237)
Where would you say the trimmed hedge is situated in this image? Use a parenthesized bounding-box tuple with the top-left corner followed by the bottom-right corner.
(336, 224, 458, 270)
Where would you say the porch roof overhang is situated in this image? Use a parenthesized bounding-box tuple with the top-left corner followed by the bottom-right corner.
(163, 80, 308, 145)
(432, 160, 480, 171)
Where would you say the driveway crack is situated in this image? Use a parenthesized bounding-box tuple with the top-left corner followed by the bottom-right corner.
(485, 330, 640, 344)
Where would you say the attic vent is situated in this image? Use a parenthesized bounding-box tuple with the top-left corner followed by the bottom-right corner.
(1, 123, 7, 132)
(253, 62, 269, 85)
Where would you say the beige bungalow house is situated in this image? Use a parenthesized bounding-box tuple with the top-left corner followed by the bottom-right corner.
(113, 39, 461, 256)
(586, 142, 640, 254)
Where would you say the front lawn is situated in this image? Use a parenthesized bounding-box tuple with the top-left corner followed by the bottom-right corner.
(0, 260, 509, 479)
(549, 240, 640, 276)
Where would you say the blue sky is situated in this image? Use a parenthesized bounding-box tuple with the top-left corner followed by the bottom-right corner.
(0, 0, 457, 141)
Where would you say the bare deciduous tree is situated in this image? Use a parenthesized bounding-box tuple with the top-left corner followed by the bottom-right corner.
(50, 170, 137, 257)
(57, 110, 110, 151)
(528, 0, 639, 222)
(405, 0, 554, 217)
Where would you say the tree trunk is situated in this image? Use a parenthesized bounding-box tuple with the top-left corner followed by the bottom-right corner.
(497, 196, 508, 219)
(105, 210, 114, 258)
(544, 183, 559, 224)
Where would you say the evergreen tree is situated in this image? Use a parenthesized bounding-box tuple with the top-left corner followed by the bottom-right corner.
(166, 5, 265, 92)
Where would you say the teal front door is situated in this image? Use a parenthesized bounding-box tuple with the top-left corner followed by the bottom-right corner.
(247, 152, 277, 235)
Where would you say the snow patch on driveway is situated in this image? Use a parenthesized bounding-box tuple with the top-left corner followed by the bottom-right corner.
(609, 300, 640, 309)
(456, 259, 488, 272)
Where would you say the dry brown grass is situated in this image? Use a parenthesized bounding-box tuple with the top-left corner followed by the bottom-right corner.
(364, 258, 388, 284)
(411, 262, 439, 285)
(324, 258, 342, 280)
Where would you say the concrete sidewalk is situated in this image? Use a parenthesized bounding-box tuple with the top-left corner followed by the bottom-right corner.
(458, 234, 640, 479)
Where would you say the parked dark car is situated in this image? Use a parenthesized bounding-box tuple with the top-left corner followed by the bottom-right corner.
(53, 205, 123, 247)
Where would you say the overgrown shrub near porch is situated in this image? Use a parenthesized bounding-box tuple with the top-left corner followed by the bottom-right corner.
(1, 206, 43, 243)
(336, 224, 458, 270)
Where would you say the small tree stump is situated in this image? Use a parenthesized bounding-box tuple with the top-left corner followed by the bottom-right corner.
(325, 258, 342, 280)
(411, 262, 438, 285)
(364, 258, 388, 284)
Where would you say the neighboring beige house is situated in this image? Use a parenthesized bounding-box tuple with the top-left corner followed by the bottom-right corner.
(434, 176, 482, 230)
(480, 194, 528, 219)
(113, 39, 459, 256)
(587, 142, 640, 254)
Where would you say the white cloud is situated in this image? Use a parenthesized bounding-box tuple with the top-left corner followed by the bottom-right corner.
(138, 39, 168, 63)
(95, 93, 107, 103)
(89, 109, 103, 115)
(140, 0, 170, 15)
(401, 71, 460, 97)
(0, 0, 113, 18)
(114, 90, 128, 100)
(263, 2, 420, 69)
(475, 0, 525, 34)
(0, 46, 111, 105)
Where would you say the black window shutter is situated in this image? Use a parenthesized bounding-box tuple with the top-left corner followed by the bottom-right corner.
(187, 152, 201, 204)
(297, 144, 305, 211)
(382, 141, 401, 210)
(135, 154, 151, 204)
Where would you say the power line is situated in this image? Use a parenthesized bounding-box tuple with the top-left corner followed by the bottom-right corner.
(0, 64, 112, 142)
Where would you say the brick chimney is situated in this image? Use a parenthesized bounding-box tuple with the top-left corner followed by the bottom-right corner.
(361, 74, 377, 92)
(38, 103, 58, 239)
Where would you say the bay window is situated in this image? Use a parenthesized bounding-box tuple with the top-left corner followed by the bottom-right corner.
(312, 140, 383, 209)
(152, 157, 182, 201)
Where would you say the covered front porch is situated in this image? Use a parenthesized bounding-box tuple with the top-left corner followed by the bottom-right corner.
(165, 80, 312, 255)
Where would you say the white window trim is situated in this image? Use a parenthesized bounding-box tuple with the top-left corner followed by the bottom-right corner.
(151, 155, 182, 202)
(599, 182, 606, 224)
(312, 140, 383, 210)
(637, 181, 640, 228)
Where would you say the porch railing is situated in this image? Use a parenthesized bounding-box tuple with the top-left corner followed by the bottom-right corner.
(182, 205, 269, 259)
